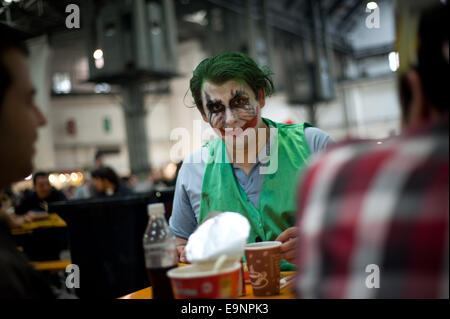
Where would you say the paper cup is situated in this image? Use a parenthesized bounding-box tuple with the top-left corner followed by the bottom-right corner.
(244, 241, 281, 296)
(167, 261, 241, 299)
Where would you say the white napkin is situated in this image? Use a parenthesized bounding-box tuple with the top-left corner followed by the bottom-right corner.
(185, 212, 250, 264)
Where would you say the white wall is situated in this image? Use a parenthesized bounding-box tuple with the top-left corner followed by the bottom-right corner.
(263, 75, 401, 141)
(52, 96, 126, 145)
(331, 75, 401, 139)
(51, 94, 129, 173)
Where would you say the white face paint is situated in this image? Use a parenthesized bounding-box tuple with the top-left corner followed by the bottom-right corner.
(200, 80, 266, 151)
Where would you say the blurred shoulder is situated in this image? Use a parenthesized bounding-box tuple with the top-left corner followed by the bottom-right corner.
(304, 126, 335, 153)
(182, 146, 209, 165)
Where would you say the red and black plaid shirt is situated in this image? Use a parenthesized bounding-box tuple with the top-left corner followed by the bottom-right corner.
(295, 119, 449, 298)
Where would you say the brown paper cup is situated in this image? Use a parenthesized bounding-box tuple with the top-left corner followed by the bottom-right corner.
(244, 241, 281, 296)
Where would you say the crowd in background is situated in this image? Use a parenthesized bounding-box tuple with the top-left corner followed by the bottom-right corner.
(0, 154, 182, 228)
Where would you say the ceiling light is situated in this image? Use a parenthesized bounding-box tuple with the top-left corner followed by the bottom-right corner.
(366, 2, 378, 10)
(93, 49, 103, 60)
(388, 51, 399, 72)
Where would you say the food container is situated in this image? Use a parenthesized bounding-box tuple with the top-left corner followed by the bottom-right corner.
(167, 261, 241, 299)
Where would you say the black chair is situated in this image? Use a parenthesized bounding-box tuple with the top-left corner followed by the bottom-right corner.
(49, 188, 174, 299)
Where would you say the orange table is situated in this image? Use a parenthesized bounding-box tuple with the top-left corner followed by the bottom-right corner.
(120, 271, 296, 299)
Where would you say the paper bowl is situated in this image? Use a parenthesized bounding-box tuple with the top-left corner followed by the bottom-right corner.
(167, 261, 241, 299)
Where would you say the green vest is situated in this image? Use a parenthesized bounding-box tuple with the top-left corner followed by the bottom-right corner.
(199, 118, 312, 271)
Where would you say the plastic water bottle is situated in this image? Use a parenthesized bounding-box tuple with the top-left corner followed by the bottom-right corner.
(143, 203, 177, 299)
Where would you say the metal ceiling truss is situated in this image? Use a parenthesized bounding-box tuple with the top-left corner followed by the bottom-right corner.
(205, 0, 353, 54)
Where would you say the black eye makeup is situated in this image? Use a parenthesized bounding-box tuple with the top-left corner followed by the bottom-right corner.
(208, 102, 225, 113)
(230, 96, 249, 107)
(229, 90, 250, 108)
(205, 92, 225, 113)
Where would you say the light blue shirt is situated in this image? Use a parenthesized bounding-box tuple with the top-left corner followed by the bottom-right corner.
(169, 126, 334, 239)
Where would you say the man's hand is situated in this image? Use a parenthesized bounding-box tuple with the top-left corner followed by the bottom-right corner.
(24, 211, 49, 222)
(9, 214, 26, 228)
(175, 237, 189, 264)
(275, 227, 299, 264)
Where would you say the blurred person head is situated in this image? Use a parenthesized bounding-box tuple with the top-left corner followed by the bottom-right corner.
(32, 172, 52, 200)
(94, 152, 104, 169)
(0, 29, 47, 189)
(189, 52, 274, 147)
(91, 166, 120, 194)
(127, 174, 138, 187)
(397, 1, 449, 130)
(0, 188, 13, 210)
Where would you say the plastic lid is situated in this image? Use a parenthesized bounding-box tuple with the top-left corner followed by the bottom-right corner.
(147, 203, 165, 216)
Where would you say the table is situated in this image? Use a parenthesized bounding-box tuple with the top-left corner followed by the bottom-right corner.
(119, 271, 296, 299)
(31, 259, 72, 271)
(12, 213, 68, 261)
(11, 213, 67, 235)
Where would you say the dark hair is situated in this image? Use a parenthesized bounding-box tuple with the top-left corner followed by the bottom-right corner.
(414, 3, 448, 114)
(399, 71, 413, 121)
(189, 52, 275, 115)
(91, 166, 120, 188)
(0, 26, 29, 108)
(417, 3, 448, 113)
(94, 151, 103, 161)
(399, 3, 448, 118)
(33, 172, 49, 185)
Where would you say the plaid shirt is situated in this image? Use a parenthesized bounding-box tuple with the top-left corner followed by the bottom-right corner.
(295, 119, 449, 298)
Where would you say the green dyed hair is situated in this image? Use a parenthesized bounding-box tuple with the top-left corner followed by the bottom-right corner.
(189, 52, 275, 115)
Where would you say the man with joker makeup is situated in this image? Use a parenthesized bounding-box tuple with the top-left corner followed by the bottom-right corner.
(169, 52, 334, 270)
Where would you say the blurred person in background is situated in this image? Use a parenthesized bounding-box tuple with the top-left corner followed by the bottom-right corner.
(169, 52, 334, 269)
(94, 152, 104, 169)
(71, 176, 93, 200)
(63, 184, 76, 200)
(0, 28, 54, 298)
(0, 187, 17, 214)
(72, 152, 105, 200)
(294, 1, 448, 298)
(124, 174, 138, 189)
(14, 171, 66, 223)
(91, 166, 133, 197)
(128, 172, 156, 193)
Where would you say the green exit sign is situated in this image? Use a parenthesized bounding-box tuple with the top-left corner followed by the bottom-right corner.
(103, 117, 111, 133)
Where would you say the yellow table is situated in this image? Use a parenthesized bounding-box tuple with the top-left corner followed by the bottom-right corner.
(11, 213, 67, 235)
(119, 271, 296, 299)
(12, 213, 68, 263)
(31, 260, 72, 272)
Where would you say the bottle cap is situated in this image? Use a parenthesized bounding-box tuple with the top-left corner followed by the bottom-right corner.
(147, 203, 165, 216)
